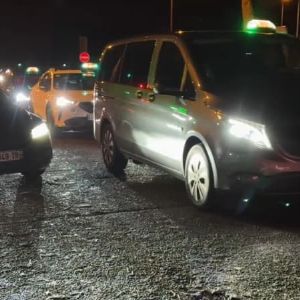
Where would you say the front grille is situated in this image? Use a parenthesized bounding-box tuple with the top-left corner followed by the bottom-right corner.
(0, 131, 29, 150)
(277, 140, 300, 159)
(64, 117, 92, 129)
(271, 125, 300, 159)
(79, 102, 93, 113)
(263, 173, 300, 194)
(0, 112, 30, 150)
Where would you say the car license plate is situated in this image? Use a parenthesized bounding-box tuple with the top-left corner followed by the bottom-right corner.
(87, 113, 93, 121)
(0, 151, 23, 162)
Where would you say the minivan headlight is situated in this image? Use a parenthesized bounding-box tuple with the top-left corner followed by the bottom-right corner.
(31, 123, 50, 140)
(56, 96, 74, 107)
(228, 118, 272, 149)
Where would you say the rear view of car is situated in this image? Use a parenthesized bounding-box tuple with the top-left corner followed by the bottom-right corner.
(31, 69, 94, 134)
(0, 90, 52, 178)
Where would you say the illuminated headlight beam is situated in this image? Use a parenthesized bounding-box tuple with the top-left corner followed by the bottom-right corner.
(16, 92, 30, 102)
(56, 96, 74, 107)
(228, 118, 272, 150)
(31, 123, 50, 140)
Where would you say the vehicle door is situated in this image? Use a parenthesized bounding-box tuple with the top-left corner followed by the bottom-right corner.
(96, 41, 155, 153)
(95, 44, 127, 147)
(31, 73, 52, 119)
(129, 41, 197, 175)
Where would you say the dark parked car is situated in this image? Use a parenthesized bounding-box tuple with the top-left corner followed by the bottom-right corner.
(0, 90, 52, 178)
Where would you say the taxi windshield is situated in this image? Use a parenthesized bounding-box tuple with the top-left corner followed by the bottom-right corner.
(24, 75, 40, 89)
(54, 73, 94, 91)
(185, 33, 300, 93)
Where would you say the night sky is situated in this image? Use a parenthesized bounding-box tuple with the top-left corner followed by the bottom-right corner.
(0, 0, 296, 67)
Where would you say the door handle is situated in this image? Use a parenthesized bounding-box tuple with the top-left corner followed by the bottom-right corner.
(136, 90, 143, 99)
(101, 95, 115, 100)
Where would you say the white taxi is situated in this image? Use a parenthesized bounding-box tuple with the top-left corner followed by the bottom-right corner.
(31, 69, 94, 133)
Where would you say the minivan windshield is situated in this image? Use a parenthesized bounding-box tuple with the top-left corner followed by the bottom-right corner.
(24, 75, 40, 89)
(185, 33, 300, 94)
(54, 73, 94, 91)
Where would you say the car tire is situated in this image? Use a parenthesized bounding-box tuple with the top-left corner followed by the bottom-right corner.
(185, 144, 214, 209)
(22, 169, 45, 180)
(101, 123, 128, 175)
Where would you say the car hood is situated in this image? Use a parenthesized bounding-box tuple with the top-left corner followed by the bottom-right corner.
(213, 70, 300, 127)
(0, 104, 32, 149)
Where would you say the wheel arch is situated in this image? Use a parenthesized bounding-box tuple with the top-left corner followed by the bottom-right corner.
(183, 132, 218, 189)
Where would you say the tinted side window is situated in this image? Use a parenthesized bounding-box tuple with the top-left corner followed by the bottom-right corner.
(99, 45, 125, 82)
(120, 41, 155, 86)
(155, 42, 185, 91)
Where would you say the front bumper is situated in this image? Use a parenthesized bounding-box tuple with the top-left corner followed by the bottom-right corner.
(55, 103, 93, 129)
(218, 151, 300, 195)
(0, 138, 52, 175)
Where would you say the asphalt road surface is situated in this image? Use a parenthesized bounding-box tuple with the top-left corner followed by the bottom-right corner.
(0, 133, 300, 300)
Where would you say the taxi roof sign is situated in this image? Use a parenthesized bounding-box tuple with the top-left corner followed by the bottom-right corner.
(81, 63, 98, 70)
(246, 19, 276, 33)
(26, 67, 40, 74)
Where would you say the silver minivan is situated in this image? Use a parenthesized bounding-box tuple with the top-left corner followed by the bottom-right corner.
(94, 28, 300, 208)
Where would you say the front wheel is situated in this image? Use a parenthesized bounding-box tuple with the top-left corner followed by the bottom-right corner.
(101, 123, 128, 175)
(185, 144, 214, 209)
(22, 169, 45, 180)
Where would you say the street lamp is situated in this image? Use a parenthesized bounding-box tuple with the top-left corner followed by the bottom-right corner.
(281, 0, 291, 26)
(296, 0, 300, 37)
(170, 0, 174, 32)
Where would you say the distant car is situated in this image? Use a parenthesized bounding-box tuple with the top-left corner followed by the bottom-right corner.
(13, 67, 41, 111)
(94, 20, 300, 208)
(31, 69, 94, 133)
(0, 90, 52, 178)
(0, 69, 14, 95)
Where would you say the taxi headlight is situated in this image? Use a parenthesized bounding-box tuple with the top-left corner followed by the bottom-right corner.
(228, 118, 272, 150)
(56, 96, 74, 107)
(16, 92, 30, 102)
(31, 123, 50, 140)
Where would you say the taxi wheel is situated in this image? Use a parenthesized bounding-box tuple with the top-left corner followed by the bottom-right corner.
(101, 123, 128, 175)
(185, 144, 214, 209)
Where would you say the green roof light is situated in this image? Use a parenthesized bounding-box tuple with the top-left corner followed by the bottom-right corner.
(81, 63, 99, 70)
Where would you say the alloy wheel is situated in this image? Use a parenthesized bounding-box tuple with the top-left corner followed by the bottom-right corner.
(102, 128, 114, 165)
(186, 145, 210, 206)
